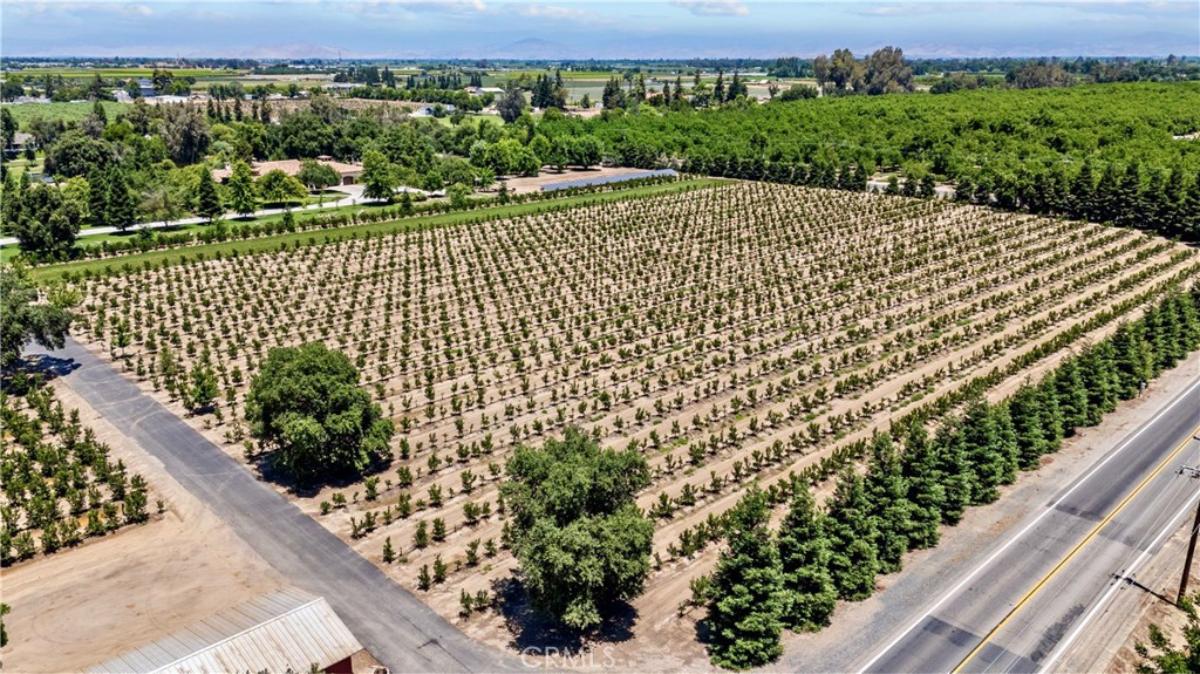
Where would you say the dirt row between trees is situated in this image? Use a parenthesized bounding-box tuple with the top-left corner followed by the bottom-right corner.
(67, 181, 1199, 668)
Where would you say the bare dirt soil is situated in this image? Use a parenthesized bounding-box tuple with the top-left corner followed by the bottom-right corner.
(65, 182, 1199, 669)
(0, 381, 284, 674)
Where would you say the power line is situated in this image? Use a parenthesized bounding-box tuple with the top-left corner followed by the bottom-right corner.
(1177, 461, 1200, 604)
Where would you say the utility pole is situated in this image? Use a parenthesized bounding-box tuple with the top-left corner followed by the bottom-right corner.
(1179, 464, 1200, 605)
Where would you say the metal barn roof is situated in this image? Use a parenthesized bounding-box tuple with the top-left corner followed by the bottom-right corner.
(89, 588, 362, 674)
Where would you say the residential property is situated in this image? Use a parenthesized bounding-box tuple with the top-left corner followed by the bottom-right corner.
(410, 103, 456, 118)
(3, 131, 33, 158)
(212, 156, 363, 185)
(137, 78, 157, 98)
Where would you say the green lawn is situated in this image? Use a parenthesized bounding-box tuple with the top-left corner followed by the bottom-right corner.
(30, 178, 726, 281)
(1, 152, 44, 176)
(2, 101, 131, 128)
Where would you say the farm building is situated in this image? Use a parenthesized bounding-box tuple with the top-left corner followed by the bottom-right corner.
(212, 156, 363, 185)
(88, 588, 365, 674)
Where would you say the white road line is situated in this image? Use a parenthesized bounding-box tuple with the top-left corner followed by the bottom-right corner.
(1037, 473, 1200, 673)
(855, 375, 1200, 674)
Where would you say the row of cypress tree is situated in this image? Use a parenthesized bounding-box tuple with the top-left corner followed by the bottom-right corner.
(704, 286, 1200, 669)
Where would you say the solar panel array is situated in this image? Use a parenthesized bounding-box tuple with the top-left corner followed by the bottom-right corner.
(539, 168, 678, 192)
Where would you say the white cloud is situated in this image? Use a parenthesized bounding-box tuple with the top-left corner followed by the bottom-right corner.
(671, 0, 749, 17)
(854, 0, 1195, 17)
(512, 2, 594, 20)
(342, 0, 487, 15)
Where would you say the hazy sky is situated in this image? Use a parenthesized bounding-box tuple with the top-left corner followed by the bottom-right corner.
(2, 0, 1198, 59)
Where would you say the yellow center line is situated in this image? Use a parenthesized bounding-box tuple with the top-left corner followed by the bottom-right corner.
(951, 420, 1200, 674)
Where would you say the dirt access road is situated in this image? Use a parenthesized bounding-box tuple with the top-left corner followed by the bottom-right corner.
(34, 338, 520, 674)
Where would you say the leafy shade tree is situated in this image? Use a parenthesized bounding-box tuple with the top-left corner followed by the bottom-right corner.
(570, 135, 604, 169)
(256, 169, 308, 206)
(196, 168, 224, 223)
(226, 160, 258, 217)
(497, 86, 527, 124)
(501, 428, 653, 632)
(706, 486, 788, 669)
(140, 182, 186, 227)
(296, 159, 340, 193)
(361, 149, 396, 202)
(245, 342, 395, 484)
(447, 182, 471, 209)
(825, 469, 880, 600)
(0, 263, 77, 370)
(160, 104, 211, 165)
(776, 481, 837, 632)
(6, 179, 84, 260)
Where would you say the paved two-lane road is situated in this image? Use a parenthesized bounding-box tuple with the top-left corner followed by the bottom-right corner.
(858, 373, 1200, 674)
(39, 338, 519, 674)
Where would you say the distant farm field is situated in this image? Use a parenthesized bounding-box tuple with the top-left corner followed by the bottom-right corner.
(71, 181, 1198, 664)
(4, 67, 238, 80)
(1, 101, 130, 128)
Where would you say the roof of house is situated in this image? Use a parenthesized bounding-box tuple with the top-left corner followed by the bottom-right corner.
(88, 588, 362, 674)
(212, 158, 362, 181)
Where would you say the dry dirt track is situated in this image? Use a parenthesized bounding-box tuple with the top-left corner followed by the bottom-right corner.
(35, 338, 521, 674)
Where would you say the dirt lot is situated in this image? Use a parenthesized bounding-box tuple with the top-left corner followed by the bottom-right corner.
(0, 380, 284, 673)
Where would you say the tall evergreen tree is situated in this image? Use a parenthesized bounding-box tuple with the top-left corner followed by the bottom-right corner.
(934, 422, 972, 525)
(1054, 358, 1090, 435)
(1111, 322, 1154, 400)
(706, 487, 788, 669)
(991, 403, 1020, 485)
(1079, 343, 1119, 425)
(1038, 373, 1065, 452)
(777, 481, 837, 632)
(1094, 163, 1120, 222)
(1172, 291, 1200, 351)
(1113, 162, 1143, 229)
(107, 168, 136, 232)
(86, 166, 109, 228)
(1009, 384, 1048, 470)
(1070, 161, 1097, 221)
(863, 433, 911, 574)
(901, 424, 945, 550)
(226, 160, 258, 217)
(1185, 172, 1200, 240)
(825, 469, 879, 601)
(196, 168, 223, 223)
(961, 399, 1004, 505)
